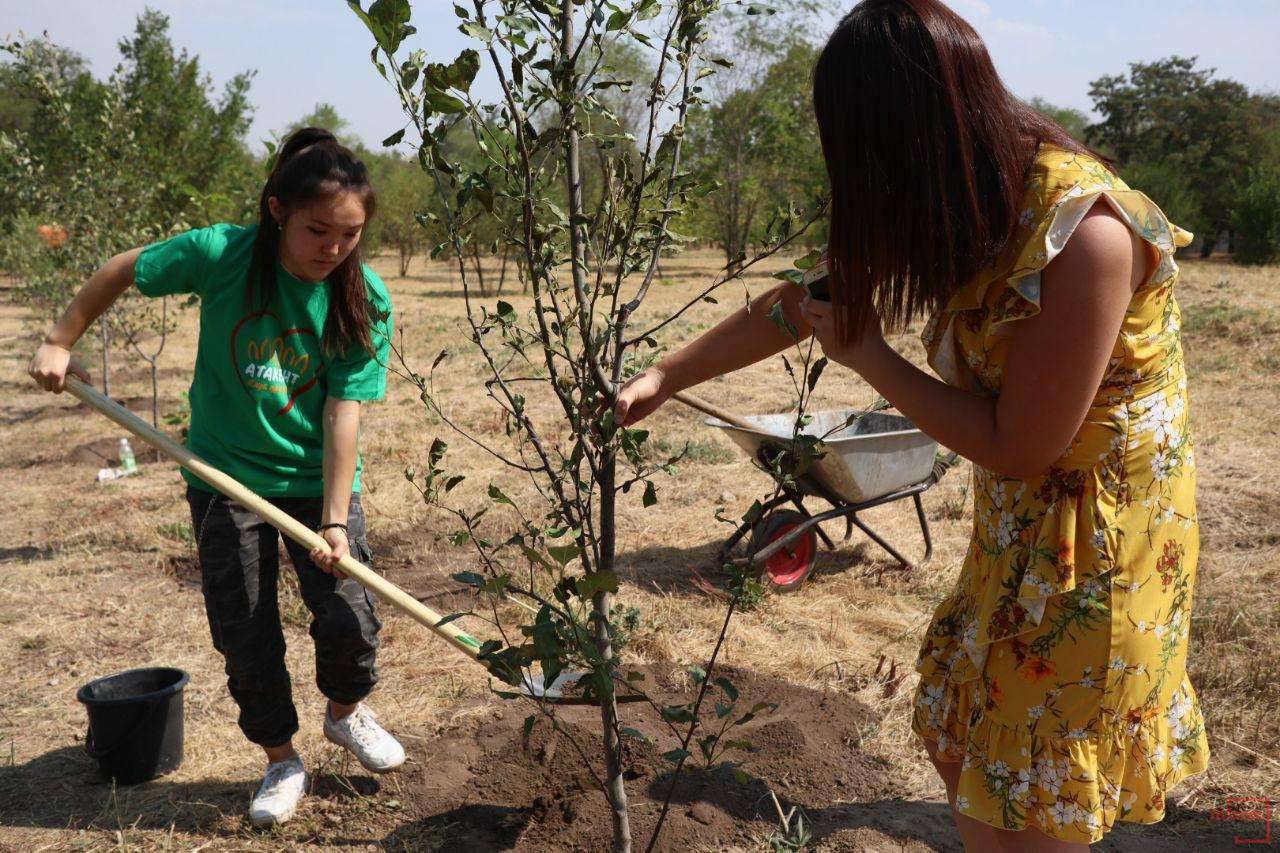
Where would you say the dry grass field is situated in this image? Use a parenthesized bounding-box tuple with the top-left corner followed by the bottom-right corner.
(0, 250, 1276, 850)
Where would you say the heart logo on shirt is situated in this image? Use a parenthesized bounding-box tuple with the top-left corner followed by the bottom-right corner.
(230, 311, 320, 416)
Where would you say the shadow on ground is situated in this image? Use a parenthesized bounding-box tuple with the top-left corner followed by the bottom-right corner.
(0, 744, 384, 837)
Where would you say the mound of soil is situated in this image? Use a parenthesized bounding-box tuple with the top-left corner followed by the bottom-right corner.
(384, 665, 910, 851)
(67, 436, 123, 468)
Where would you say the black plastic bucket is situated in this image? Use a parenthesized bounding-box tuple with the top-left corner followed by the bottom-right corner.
(76, 667, 189, 784)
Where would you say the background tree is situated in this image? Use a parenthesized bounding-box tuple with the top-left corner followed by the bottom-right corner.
(1087, 56, 1258, 256)
(115, 9, 257, 225)
(0, 10, 256, 401)
(1028, 96, 1088, 142)
(1, 34, 166, 396)
(683, 5, 826, 271)
(282, 101, 351, 138)
(368, 154, 435, 276)
(0, 42, 104, 238)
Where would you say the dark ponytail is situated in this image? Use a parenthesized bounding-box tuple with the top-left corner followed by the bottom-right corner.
(249, 127, 379, 356)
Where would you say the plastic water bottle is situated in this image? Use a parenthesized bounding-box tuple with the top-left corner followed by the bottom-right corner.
(119, 438, 137, 474)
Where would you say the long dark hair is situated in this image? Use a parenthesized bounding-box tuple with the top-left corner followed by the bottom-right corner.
(812, 0, 1104, 341)
(249, 127, 378, 356)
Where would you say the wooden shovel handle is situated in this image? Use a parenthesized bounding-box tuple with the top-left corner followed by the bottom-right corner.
(65, 377, 486, 663)
(671, 390, 756, 431)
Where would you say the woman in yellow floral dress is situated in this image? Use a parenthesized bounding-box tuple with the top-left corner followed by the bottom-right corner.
(615, 0, 1207, 849)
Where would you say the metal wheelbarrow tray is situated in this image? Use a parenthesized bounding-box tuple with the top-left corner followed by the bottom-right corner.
(706, 409, 959, 591)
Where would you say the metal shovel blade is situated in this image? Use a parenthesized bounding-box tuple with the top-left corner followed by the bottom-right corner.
(523, 669, 585, 700)
(493, 669, 645, 705)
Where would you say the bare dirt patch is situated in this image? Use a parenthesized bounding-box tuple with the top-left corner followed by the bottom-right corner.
(384, 665, 895, 851)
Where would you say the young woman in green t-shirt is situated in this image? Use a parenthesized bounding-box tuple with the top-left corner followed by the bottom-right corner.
(28, 128, 402, 827)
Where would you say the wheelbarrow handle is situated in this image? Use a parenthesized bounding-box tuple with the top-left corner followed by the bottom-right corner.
(64, 377, 487, 663)
(671, 390, 756, 431)
(931, 450, 962, 483)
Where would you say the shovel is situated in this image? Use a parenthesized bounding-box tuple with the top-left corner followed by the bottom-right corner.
(65, 376, 635, 706)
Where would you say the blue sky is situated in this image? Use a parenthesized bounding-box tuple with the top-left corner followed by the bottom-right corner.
(3, 1, 1276, 152)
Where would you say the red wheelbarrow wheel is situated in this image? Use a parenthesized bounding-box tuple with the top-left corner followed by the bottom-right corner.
(749, 509, 818, 592)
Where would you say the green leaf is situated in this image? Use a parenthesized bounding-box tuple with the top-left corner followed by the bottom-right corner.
(735, 701, 777, 727)
(434, 611, 473, 627)
(460, 21, 493, 44)
(661, 747, 691, 763)
(636, 0, 661, 21)
(429, 437, 448, 466)
(452, 571, 485, 588)
(793, 249, 823, 270)
(642, 481, 658, 507)
(660, 706, 695, 723)
(520, 544, 553, 569)
(426, 90, 466, 114)
(714, 676, 739, 703)
(349, 0, 414, 52)
(767, 301, 799, 340)
(807, 357, 828, 393)
(381, 128, 406, 147)
(687, 665, 707, 684)
(488, 483, 514, 505)
(547, 543, 581, 566)
(576, 570, 619, 599)
(771, 268, 804, 285)
(496, 300, 517, 323)
(621, 726, 651, 744)
(447, 49, 481, 90)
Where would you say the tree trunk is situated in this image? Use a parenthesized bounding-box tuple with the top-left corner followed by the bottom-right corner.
(1199, 229, 1216, 258)
(150, 359, 163, 460)
(468, 245, 488, 296)
(99, 316, 111, 397)
(560, 6, 629, 850)
(399, 241, 412, 276)
(595, 454, 631, 853)
(150, 361, 159, 429)
(495, 248, 510, 296)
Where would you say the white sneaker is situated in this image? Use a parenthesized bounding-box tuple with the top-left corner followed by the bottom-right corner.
(249, 755, 307, 828)
(323, 703, 405, 773)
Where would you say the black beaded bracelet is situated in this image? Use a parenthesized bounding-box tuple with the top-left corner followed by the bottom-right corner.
(317, 522, 349, 534)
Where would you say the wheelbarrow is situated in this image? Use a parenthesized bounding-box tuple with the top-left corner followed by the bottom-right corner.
(676, 393, 960, 591)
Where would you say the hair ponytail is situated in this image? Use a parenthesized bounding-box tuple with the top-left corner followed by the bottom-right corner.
(248, 126, 378, 357)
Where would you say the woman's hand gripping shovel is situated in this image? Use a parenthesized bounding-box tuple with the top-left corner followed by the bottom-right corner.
(64, 376, 636, 706)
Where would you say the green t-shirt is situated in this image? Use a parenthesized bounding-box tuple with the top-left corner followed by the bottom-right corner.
(134, 223, 393, 497)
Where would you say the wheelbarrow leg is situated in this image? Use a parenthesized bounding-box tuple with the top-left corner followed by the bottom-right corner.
(849, 514, 916, 570)
(790, 496, 837, 550)
(720, 494, 792, 561)
(721, 521, 751, 561)
(913, 492, 934, 565)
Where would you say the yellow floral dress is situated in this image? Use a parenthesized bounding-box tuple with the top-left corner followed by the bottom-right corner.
(911, 146, 1209, 844)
